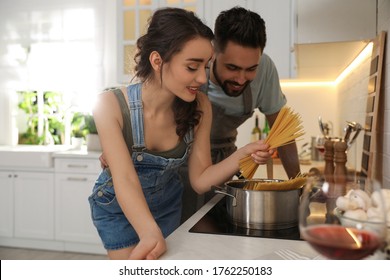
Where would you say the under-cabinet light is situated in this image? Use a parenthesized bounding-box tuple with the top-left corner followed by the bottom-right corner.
(281, 42, 373, 87)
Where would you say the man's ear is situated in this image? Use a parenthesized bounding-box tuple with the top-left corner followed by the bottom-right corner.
(149, 51, 162, 71)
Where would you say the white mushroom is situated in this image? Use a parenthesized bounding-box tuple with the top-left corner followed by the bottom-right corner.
(349, 189, 371, 211)
(367, 206, 384, 222)
(371, 189, 390, 211)
(336, 189, 371, 211)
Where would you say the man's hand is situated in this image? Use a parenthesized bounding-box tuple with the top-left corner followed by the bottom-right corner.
(99, 153, 109, 169)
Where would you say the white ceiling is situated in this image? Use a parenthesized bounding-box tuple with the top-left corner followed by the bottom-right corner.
(294, 40, 370, 81)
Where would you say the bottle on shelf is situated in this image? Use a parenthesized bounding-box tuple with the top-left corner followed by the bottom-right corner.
(251, 115, 261, 142)
(262, 119, 270, 140)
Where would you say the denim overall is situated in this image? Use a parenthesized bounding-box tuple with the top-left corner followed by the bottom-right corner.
(89, 83, 193, 250)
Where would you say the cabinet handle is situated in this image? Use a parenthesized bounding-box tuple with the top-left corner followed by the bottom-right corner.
(67, 177, 88, 181)
(13, 174, 18, 178)
(67, 164, 88, 168)
(8, 174, 12, 178)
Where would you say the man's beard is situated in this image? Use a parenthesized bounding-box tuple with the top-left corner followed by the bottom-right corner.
(212, 60, 250, 97)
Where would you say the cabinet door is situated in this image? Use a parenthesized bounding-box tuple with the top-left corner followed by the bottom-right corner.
(55, 173, 101, 244)
(203, 0, 247, 27)
(204, 0, 293, 78)
(55, 158, 101, 174)
(14, 172, 54, 240)
(249, 0, 293, 79)
(296, 0, 376, 43)
(0, 171, 13, 237)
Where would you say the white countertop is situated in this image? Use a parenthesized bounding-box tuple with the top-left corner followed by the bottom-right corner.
(161, 161, 328, 260)
(53, 146, 101, 159)
(161, 194, 320, 260)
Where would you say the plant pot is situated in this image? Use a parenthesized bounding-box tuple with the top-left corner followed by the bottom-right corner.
(71, 137, 84, 150)
(86, 134, 101, 151)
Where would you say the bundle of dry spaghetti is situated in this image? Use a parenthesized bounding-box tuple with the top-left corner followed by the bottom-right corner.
(238, 106, 305, 179)
(243, 173, 307, 191)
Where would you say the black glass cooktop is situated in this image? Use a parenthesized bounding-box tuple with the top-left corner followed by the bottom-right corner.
(189, 196, 302, 241)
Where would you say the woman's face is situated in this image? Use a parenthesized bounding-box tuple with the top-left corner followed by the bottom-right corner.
(161, 37, 213, 102)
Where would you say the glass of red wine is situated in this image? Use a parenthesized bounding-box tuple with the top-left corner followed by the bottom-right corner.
(299, 175, 388, 260)
(314, 136, 326, 155)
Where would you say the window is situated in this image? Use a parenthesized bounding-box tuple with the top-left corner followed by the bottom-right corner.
(1, 0, 105, 145)
(117, 0, 203, 84)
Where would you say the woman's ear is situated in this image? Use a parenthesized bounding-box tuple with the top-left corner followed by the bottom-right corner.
(149, 51, 162, 71)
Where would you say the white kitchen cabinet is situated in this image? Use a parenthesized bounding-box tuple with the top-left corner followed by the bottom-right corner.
(54, 158, 102, 245)
(0, 170, 55, 240)
(0, 148, 105, 255)
(248, 0, 294, 78)
(0, 171, 13, 237)
(203, 0, 294, 78)
(296, 0, 376, 44)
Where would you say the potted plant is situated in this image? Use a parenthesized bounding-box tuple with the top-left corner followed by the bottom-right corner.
(84, 114, 101, 151)
(70, 112, 88, 149)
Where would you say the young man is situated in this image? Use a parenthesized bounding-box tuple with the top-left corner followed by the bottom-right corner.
(180, 6, 301, 221)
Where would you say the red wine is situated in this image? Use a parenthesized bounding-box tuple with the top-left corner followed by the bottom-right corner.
(316, 146, 325, 154)
(302, 225, 382, 260)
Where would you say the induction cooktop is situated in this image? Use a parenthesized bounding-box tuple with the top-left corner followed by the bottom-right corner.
(189, 196, 302, 241)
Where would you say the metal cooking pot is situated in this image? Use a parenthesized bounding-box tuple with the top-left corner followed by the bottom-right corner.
(214, 179, 302, 230)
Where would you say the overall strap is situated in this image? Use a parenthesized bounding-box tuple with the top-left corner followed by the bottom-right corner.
(112, 88, 133, 152)
(127, 83, 146, 152)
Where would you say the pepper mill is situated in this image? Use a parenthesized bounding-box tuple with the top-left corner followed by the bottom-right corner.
(333, 140, 348, 195)
(324, 139, 335, 183)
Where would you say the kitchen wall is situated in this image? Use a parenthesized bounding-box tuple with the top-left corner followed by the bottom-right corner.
(236, 85, 338, 153)
(377, 0, 390, 187)
(336, 51, 371, 175)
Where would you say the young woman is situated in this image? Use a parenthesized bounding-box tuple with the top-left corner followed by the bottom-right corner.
(89, 7, 273, 260)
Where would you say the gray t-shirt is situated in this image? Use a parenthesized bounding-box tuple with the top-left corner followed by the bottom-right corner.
(206, 53, 287, 117)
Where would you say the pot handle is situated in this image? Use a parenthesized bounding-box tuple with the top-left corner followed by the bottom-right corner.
(211, 185, 237, 207)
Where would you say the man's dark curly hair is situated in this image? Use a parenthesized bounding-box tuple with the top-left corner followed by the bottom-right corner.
(214, 6, 266, 53)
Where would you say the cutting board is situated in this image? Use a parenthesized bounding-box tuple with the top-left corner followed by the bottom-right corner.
(361, 31, 386, 181)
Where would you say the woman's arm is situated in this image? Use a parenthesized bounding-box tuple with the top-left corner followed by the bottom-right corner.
(93, 90, 166, 259)
(188, 93, 273, 194)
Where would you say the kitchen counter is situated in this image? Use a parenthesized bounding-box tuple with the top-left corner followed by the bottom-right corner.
(53, 146, 101, 159)
(161, 194, 320, 260)
(161, 161, 329, 260)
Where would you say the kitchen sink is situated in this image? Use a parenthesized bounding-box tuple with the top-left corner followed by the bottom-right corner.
(0, 145, 70, 168)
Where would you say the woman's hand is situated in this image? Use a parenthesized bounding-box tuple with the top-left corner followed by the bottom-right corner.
(128, 230, 167, 260)
(243, 140, 273, 165)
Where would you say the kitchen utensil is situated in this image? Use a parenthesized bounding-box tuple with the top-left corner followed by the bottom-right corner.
(343, 121, 354, 143)
(299, 142, 311, 159)
(213, 179, 303, 230)
(344, 121, 362, 149)
(318, 116, 329, 138)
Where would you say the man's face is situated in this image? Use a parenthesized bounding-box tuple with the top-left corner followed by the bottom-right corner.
(212, 41, 261, 97)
